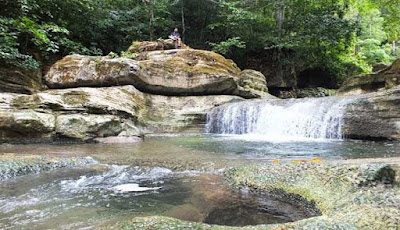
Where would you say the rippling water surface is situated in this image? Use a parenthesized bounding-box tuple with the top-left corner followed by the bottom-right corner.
(1, 134, 400, 229)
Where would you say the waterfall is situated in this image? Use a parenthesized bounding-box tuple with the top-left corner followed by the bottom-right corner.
(206, 97, 352, 140)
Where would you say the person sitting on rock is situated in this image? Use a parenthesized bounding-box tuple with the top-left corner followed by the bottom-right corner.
(169, 28, 182, 48)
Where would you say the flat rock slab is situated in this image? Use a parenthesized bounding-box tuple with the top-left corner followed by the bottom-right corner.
(338, 58, 400, 95)
(93, 136, 142, 144)
(0, 154, 97, 181)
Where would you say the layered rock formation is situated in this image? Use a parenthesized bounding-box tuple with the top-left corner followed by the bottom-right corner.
(1, 40, 272, 143)
(0, 86, 242, 143)
(2, 39, 400, 143)
(338, 58, 400, 95)
(44, 50, 268, 99)
(0, 66, 43, 94)
(344, 86, 400, 140)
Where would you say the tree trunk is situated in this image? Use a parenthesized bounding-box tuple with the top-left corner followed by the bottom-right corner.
(181, 0, 185, 42)
(276, 2, 285, 87)
(147, 0, 154, 41)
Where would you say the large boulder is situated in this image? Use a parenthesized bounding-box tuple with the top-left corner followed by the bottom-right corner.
(343, 86, 400, 140)
(0, 66, 43, 94)
(133, 49, 243, 96)
(338, 59, 400, 95)
(55, 114, 130, 140)
(9, 86, 146, 119)
(43, 55, 139, 89)
(238, 69, 273, 98)
(0, 86, 145, 143)
(44, 49, 270, 99)
(0, 110, 55, 143)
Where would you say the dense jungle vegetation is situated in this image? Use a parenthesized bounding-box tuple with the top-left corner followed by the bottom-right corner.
(1, 0, 399, 86)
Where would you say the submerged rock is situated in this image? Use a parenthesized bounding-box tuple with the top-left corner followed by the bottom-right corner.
(225, 163, 400, 229)
(0, 154, 97, 181)
(92, 136, 142, 144)
(108, 162, 400, 229)
(338, 58, 400, 95)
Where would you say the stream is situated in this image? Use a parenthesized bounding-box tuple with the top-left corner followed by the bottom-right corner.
(1, 134, 400, 229)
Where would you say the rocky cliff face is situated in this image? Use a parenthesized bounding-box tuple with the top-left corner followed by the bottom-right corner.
(0, 85, 243, 143)
(336, 59, 400, 140)
(344, 86, 400, 140)
(1, 40, 400, 143)
(338, 58, 400, 95)
(0, 66, 43, 94)
(0, 41, 264, 143)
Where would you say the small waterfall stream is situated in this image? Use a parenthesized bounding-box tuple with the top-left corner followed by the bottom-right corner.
(206, 97, 353, 140)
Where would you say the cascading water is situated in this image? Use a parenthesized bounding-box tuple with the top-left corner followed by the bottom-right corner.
(206, 97, 353, 140)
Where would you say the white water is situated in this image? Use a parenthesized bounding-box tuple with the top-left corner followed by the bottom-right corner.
(206, 97, 353, 141)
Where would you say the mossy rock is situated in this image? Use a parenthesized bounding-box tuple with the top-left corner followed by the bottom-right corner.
(0, 154, 97, 180)
(107, 163, 400, 229)
(338, 58, 400, 95)
(127, 39, 190, 53)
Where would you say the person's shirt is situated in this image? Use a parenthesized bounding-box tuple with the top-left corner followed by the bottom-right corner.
(171, 32, 180, 38)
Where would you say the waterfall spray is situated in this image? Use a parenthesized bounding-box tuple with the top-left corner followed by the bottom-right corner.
(206, 97, 352, 140)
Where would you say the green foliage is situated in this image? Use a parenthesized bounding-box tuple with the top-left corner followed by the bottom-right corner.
(0, 0, 399, 84)
(0, 17, 39, 69)
(358, 39, 394, 65)
(108, 52, 119, 59)
(209, 37, 246, 55)
(120, 51, 139, 59)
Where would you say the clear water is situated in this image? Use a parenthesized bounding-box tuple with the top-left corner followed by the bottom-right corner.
(0, 162, 313, 229)
(1, 134, 400, 229)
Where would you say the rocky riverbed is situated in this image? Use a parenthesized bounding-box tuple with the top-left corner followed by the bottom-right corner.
(107, 159, 400, 229)
(1, 135, 399, 229)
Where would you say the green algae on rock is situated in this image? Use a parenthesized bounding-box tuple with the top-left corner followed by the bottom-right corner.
(108, 162, 400, 230)
(127, 39, 191, 53)
(44, 44, 272, 99)
(0, 154, 97, 181)
(225, 163, 400, 229)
